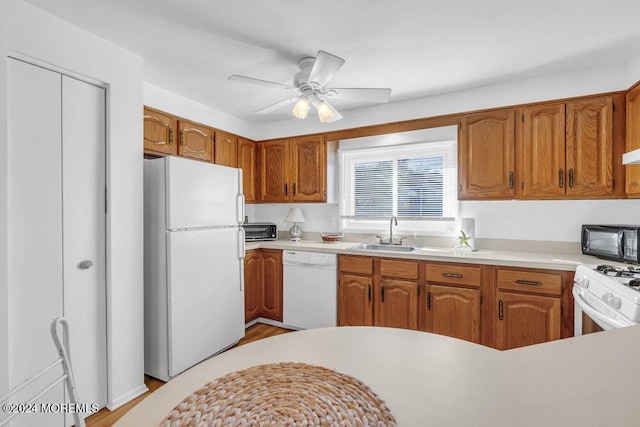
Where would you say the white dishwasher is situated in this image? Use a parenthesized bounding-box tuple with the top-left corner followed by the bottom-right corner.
(283, 250, 337, 330)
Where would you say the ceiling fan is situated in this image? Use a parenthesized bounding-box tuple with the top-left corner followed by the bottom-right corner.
(229, 50, 392, 123)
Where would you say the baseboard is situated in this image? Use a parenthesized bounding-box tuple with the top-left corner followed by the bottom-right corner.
(107, 383, 149, 411)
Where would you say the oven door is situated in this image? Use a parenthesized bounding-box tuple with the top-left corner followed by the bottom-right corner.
(573, 287, 636, 336)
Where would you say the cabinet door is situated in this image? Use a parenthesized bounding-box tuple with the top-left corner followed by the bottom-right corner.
(178, 119, 213, 162)
(459, 109, 515, 199)
(496, 292, 561, 350)
(244, 250, 261, 323)
(259, 139, 290, 201)
(290, 136, 326, 202)
(626, 85, 640, 196)
(261, 250, 283, 321)
(522, 104, 566, 198)
(143, 107, 177, 155)
(238, 138, 257, 203)
(338, 274, 374, 326)
(215, 130, 238, 167)
(375, 279, 418, 330)
(426, 284, 480, 343)
(565, 97, 613, 196)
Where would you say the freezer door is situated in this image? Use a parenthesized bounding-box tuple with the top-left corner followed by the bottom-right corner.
(166, 156, 244, 229)
(167, 227, 245, 377)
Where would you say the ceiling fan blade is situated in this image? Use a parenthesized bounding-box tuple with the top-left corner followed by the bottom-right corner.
(327, 87, 392, 103)
(255, 96, 300, 114)
(317, 98, 343, 123)
(308, 50, 345, 88)
(229, 74, 295, 90)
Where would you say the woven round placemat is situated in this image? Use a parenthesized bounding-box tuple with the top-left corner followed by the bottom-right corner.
(161, 362, 397, 426)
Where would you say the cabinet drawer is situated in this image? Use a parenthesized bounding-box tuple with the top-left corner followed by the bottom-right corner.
(497, 269, 562, 296)
(425, 263, 481, 287)
(379, 259, 419, 280)
(339, 255, 373, 275)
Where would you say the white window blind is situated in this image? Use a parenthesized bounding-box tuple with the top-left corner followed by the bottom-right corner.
(339, 131, 457, 235)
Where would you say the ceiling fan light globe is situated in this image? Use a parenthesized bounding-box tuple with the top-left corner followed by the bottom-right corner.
(317, 101, 334, 123)
(292, 96, 310, 119)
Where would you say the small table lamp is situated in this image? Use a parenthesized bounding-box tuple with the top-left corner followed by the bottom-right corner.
(284, 208, 306, 241)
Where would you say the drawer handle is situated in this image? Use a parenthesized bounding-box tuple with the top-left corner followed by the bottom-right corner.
(367, 284, 371, 302)
(380, 285, 385, 303)
(516, 279, 542, 286)
(498, 300, 504, 320)
(426, 291, 431, 311)
(442, 272, 463, 279)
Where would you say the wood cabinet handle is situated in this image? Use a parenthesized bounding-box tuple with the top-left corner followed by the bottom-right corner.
(179, 130, 184, 146)
(442, 272, 463, 279)
(569, 168, 574, 188)
(516, 279, 542, 286)
(380, 285, 385, 303)
(426, 291, 431, 311)
(169, 128, 174, 146)
(367, 284, 371, 302)
(498, 300, 504, 320)
(559, 169, 564, 188)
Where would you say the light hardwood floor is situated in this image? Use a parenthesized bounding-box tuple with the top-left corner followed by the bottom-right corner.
(85, 323, 292, 426)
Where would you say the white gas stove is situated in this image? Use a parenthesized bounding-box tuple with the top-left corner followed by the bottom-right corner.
(573, 264, 640, 334)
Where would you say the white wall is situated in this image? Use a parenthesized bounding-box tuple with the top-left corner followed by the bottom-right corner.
(258, 62, 631, 140)
(144, 82, 260, 140)
(0, 0, 145, 409)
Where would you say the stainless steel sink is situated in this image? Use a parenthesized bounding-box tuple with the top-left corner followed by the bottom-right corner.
(349, 243, 419, 253)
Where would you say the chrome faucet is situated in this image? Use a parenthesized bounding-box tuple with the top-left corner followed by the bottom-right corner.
(389, 216, 397, 245)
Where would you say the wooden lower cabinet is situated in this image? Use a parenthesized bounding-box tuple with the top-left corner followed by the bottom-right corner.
(425, 284, 480, 343)
(243, 249, 283, 323)
(376, 279, 418, 330)
(244, 250, 261, 323)
(338, 274, 373, 326)
(496, 291, 561, 350)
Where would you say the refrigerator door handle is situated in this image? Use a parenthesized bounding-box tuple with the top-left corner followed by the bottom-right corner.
(236, 169, 245, 225)
(238, 227, 245, 291)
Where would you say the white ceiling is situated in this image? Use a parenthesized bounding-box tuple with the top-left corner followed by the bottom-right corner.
(23, 0, 640, 124)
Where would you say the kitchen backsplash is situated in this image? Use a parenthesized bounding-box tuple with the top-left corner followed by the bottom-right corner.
(247, 198, 640, 245)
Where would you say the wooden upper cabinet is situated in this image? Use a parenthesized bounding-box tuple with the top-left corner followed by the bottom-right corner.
(177, 119, 213, 162)
(522, 103, 566, 198)
(496, 291, 561, 350)
(290, 135, 326, 202)
(215, 130, 238, 168)
(143, 107, 177, 155)
(259, 139, 289, 201)
(375, 279, 418, 330)
(626, 84, 640, 196)
(425, 284, 480, 343)
(565, 97, 613, 196)
(338, 274, 374, 327)
(258, 136, 327, 202)
(238, 137, 257, 203)
(459, 109, 515, 199)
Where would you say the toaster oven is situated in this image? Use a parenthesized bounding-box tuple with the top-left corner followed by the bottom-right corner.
(242, 223, 278, 241)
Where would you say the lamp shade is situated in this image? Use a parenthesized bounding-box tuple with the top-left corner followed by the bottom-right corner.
(284, 207, 305, 223)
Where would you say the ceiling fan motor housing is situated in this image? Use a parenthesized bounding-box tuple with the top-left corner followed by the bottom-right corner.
(294, 57, 319, 92)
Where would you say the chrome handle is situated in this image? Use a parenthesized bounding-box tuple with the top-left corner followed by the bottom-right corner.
(78, 260, 93, 270)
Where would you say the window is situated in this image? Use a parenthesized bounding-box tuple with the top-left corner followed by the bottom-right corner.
(339, 128, 457, 235)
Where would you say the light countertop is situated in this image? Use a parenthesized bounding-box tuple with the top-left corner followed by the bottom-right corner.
(115, 325, 640, 427)
(246, 239, 603, 271)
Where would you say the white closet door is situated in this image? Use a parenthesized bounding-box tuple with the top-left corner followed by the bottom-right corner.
(62, 75, 107, 421)
(7, 58, 64, 427)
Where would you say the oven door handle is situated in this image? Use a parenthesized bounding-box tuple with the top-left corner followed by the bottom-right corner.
(572, 288, 634, 330)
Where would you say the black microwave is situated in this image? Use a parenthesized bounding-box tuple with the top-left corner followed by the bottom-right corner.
(581, 225, 640, 264)
(242, 223, 278, 241)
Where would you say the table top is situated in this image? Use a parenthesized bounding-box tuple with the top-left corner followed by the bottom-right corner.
(115, 325, 640, 427)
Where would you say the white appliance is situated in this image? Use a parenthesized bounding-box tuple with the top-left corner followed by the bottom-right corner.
(144, 156, 245, 381)
(283, 251, 338, 329)
(573, 264, 640, 335)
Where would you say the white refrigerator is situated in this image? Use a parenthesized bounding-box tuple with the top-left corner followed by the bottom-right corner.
(144, 156, 245, 381)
